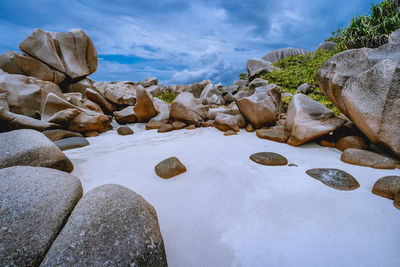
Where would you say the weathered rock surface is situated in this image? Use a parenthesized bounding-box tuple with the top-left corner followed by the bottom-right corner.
(146, 120, 165, 130)
(245, 123, 255, 132)
(336, 136, 368, 151)
(113, 106, 136, 124)
(20, 28, 97, 79)
(286, 94, 345, 146)
(372, 176, 400, 200)
(235, 84, 281, 129)
(117, 126, 134, 135)
(155, 157, 186, 179)
(215, 113, 240, 132)
(341, 148, 396, 169)
(41, 184, 167, 266)
(0, 166, 82, 267)
(200, 83, 225, 106)
(296, 83, 311, 94)
(150, 97, 171, 123)
(43, 129, 83, 141)
(0, 107, 60, 132)
(256, 126, 289, 143)
(42, 93, 111, 133)
(317, 41, 337, 51)
(95, 81, 137, 106)
(224, 130, 237, 136)
(249, 152, 288, 166)
(317, 40, 400, 157)
(246, 59, 274, 81)
(158, 123, 174, 133)
(84, 131, 99, 137)
(0, 129, 73, 172)
(249, 78, 269, 92)
(139, 77, 158, 87)
(261, 47, 310, 63)
(67, 78, 96, 96)
(170, 92, 208, 125)
(86, 88, 115, 113)
(0, 50, 65, 84)
(54, 137, 89, 151)
(0, 71, 63, 118)
(172, 121, 187, 130)
(134, 86, 158, 122)
(306, 168, 360, 190)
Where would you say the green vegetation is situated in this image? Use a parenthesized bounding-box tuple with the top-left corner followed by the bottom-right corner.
(239, 73, 247, 80)
(262, 48, 341, 115)
(157, 89, 177, 104)
(281, 95, 293, 112)
(327, 0, 400, 49)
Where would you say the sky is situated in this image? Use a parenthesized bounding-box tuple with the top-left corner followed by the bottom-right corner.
(0, 0, 378, 85)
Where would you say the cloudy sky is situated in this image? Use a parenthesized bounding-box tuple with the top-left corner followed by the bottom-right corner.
(0, 0, 376, 85)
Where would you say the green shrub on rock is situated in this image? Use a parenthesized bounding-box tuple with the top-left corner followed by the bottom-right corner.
(262, 48, 341, 115)
(157, 89, 177, 104)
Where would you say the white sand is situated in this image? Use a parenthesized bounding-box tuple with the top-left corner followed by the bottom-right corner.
(65, 124, 400, 267)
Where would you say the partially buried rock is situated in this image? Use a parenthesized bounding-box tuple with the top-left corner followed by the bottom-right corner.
(84, 131, 99, 137)
(256, 126, 288, 143)
(186, 124, 195, 130)
(250, 152, 288, 166)
(341, 148, 396, 169)
(306, 168, 360, 190)
(41, 184, 168, 266)
(201, 120, 214, 127)
(172, 121, 187, 130)
(245, 123, 255, 132)
(0, 166, 82, 267)
(224, 130, 237, 136)
(146, 120, 165, 130)
(372, 176, 400, 200)
(155, 157, 187, 179)
(117, 126, 133, 136)
(158, 124, 174, 133)
(336, 136, 368, 151)
(0, 129, 73, 172)
(54, 137, 89, 151)
(215, 113, 240, 132)
(42, 129, 83, 141)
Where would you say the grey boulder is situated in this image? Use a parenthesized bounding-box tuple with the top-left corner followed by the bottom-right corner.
(41, 184, 167, 266)
(0, 166, 82, 267)
(317, 39, 400, 157)
(54, 137, 89, 151)
(0, 129, 73, 172)
(170, 92, 208, 125)
(261, 47, 310, 63)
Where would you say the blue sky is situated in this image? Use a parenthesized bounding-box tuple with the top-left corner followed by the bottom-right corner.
(0, 0, 377, 85)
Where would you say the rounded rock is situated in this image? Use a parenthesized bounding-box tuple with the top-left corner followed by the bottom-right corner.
(249, 152, 288, 166)
(155, 157, 187, 179)
(306, 168, 360, 190)
(117, 126, 134, 136)
(372, 176, 400, 200)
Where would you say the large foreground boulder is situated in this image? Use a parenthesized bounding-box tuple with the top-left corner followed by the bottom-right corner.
(0, 50, 65, 84)
(317, 35, 400, 157)
(372, 176, 400, 200)
(0, 129, 73, 172)
(0, 166, 82, 267)
(19, 28, 97, 79)
(0, 71, 63, 118)
(235, 84, 281, 129)
(170, 92, 209, 125)
(41, 184, 167, 266)
(286, 94, 345, 146)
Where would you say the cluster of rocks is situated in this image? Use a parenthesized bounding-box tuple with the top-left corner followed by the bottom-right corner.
(0, 129, 168, 266)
